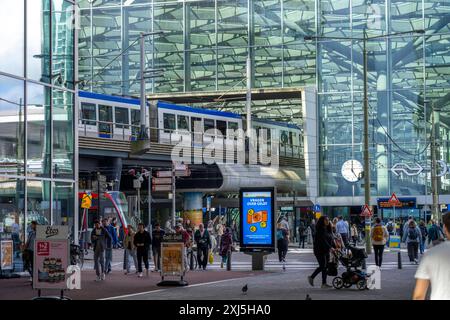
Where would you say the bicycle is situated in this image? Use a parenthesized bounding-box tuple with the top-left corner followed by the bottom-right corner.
(186, 247, 198, 271)
(70, 243, 84, 269)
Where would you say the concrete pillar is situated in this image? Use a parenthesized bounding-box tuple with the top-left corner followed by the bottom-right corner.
(376, 73, 389, 196)
(109, 157, 122, 191)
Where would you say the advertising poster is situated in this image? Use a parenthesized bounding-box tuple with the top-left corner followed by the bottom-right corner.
(0, 240, 13, 270)
(182, 210, 203, 228)
(33, 226, 69, 290)
(240, 188, 275, 249)
(161, 242, 184, 276)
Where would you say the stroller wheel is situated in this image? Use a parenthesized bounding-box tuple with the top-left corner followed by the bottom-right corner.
(356, 279, 367, 290)
(332, 277, 344, 289)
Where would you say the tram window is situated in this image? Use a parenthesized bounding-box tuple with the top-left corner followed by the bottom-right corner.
(80, 103, 96, 125)
(289, 132, 294, 145)
(163, 113, 176, 133)
(177, 115, 189, 131)
(216, 120, 226, 136)
(227, 122, 238, 131)
(191, 117, 202, 133)
(291, 132, 297, 145)
(115, 107, 129, 128)
(204, 118, 215, 132)
(131, 109, 140, 125)
(280, 130, 289, 145)
(99, 105, 112, 133)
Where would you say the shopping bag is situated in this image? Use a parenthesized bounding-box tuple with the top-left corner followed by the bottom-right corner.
(209, 251, 214, 264)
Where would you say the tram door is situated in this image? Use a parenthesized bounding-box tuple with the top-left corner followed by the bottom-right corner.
(79, 102, 97, 136)
(191, 117, 203, 147)
(98, 104, 113, 138)
(113, 106, 131, 140)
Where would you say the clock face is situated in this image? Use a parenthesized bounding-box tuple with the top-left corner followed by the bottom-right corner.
(341, 160, 363, 182)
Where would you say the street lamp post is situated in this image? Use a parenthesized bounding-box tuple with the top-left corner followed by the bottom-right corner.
(305, 29, 425, 254)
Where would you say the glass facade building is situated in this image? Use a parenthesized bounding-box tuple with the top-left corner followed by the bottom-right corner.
(78, 1, 450, 212)
(0, 0, 77, 256)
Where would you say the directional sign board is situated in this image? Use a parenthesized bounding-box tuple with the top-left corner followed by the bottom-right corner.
(360, 204, 373, 217)
(157, 171, 172, 178)
(313, 204, 321, 212)
(152, 178, 172, 185)
(176, 169, 190, 177)
(152, 184, 172, 192)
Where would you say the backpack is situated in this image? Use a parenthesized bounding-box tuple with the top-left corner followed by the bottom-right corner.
(276, 230, 284, 240)
(372, 225, 384, 242)
(408, 227, 418, 241)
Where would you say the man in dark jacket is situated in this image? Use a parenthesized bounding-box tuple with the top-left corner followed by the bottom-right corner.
(151, 223, 165, 272)
(134, 223, 152, 277)
(91, 220, 111, 281)
(102, 218, 117, 274)
(194, 223, 211, 270)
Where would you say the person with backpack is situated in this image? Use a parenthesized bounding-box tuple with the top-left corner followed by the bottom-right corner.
(91, 220, 111, 281)
(418, 220, 428, 254)
(370, 217, 389, 267)
(402, 220, 422, 264)
(298, 220, 307, 249)
(276, 223, 289, 262)
(386, 219, 395, 235)
(427, 220, 445, 247)
(403, 216, 415, 238)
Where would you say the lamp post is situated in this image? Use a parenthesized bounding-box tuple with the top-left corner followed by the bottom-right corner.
(305, 29, 425, 254)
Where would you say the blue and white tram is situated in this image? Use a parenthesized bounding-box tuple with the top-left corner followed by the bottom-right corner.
(78, 91, 301, 156)
(78, 91, 148, 140)
(253, 118, 302, 156)
(157, 101, 243, 146)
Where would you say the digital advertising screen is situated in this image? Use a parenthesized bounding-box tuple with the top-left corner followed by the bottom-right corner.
(239, 187, 275, 251)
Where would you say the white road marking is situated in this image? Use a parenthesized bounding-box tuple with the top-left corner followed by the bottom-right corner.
(100, 277, 249, 300)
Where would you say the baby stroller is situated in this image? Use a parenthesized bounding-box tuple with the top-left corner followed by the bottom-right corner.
(332, 246, 369, 290)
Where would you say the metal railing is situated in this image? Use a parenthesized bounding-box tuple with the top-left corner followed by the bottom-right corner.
(78, 119, 304, 158)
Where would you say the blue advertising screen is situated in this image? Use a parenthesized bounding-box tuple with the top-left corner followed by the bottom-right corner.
(241, 190, 273, 246)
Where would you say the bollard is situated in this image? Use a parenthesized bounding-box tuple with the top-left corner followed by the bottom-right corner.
(226, 250, 231, 271)
(397, 251, 402, 269)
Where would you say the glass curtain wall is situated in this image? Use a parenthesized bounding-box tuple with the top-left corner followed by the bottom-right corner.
(317, 0, 450, 198)
(0, 0, 76, 270)
(78, 0, 316, 96)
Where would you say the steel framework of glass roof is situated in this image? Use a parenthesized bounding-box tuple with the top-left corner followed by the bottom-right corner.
(78, 0, 450, 198)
